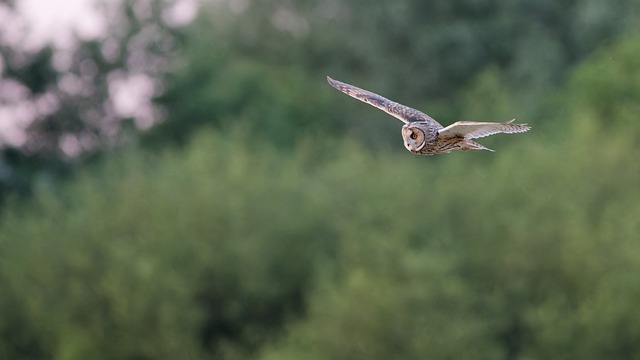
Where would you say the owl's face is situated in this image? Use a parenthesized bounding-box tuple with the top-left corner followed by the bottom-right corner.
(402, 124, 427, 152)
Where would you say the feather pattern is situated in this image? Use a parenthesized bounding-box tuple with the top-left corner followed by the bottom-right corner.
(327, 76, 531, 155)
(326, 76, 440, 126)
(437, 119, 531, 140)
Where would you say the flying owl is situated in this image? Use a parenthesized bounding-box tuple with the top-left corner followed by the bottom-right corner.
(327, 76, 530, 155)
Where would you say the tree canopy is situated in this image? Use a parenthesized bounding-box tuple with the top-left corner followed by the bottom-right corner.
(1, 0, 640, 358)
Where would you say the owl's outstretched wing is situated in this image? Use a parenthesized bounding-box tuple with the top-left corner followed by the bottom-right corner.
(327, 76, 440, 125)
(437, 119, 530, 139)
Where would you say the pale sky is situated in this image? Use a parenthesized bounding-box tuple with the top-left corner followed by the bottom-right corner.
(0, 0, 198, 151)
(9, 0, 198, 49)
(16, 0, 107, 50)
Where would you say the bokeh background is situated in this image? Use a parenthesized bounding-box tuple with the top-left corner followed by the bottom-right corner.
(2, 0, 640, 358)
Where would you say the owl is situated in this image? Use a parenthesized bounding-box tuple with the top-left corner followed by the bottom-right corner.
(327, 76, 530, 155)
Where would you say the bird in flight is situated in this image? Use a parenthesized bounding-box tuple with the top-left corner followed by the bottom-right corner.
(327, 76, 530, 155)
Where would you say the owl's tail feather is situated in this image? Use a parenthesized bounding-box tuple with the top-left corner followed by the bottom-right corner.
(462, 140, 495, 152)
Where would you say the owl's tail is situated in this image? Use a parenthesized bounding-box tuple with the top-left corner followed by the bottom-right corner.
(461, 140, 495, 152)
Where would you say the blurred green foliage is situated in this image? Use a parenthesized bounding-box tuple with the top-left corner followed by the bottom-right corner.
(2, 0, 640, 358)
(3, 30, 640, 357)
(148, 0, 640, 144)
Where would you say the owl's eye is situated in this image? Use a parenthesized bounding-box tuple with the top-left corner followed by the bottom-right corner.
(410, 133, 418, 140)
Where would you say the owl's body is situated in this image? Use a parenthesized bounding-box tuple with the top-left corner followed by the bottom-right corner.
(327, 76, 530, 155)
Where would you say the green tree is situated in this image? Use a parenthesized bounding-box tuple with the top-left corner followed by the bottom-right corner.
(3, 2, 640, 360)
(259, 31, 640, 360)
(148, 0, 640, 154)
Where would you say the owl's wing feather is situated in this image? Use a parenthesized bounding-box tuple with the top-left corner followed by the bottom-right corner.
(327, 76, 440, 125)
(437, 119, 531, 139)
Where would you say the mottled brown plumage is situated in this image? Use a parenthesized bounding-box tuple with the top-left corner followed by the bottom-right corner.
(327, 76, 530, 155)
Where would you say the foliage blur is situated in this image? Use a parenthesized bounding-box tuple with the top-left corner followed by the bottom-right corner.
(2, 0, 640, 358)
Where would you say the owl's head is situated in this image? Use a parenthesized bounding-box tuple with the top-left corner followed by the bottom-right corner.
(402, 124, 427, 152)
